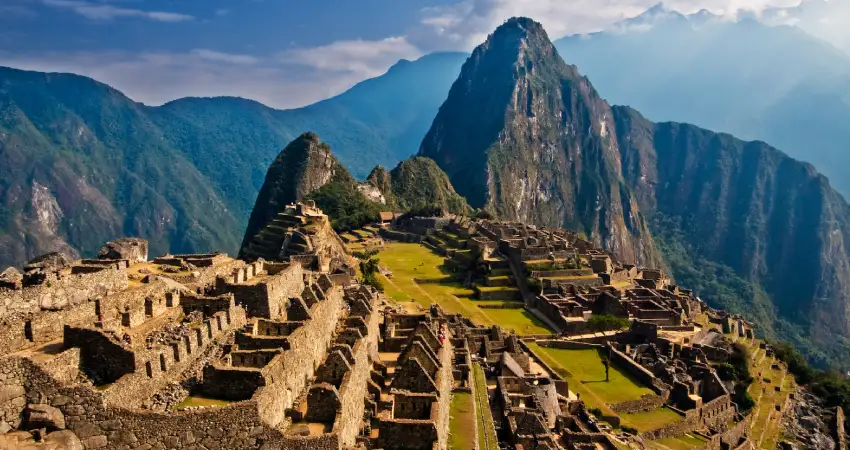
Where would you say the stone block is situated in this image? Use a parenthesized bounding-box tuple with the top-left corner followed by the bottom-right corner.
(24, 403, 66, 430)
(82, 435, 108, 449)
(51, 395, 73, 406)
(100, 419, 122, 431)
(109, 430, 138, 445)
(44, 430, 84, 450)
(73, 421, 103, 439)
(0, 385, 25, 402)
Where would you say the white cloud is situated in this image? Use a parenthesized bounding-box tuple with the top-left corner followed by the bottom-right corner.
(191, 49, 259, 65)
(415, 0, 802, 50)
(0, 51, 358, 109)
(279, 36, 423, 78)
(42, 0, 194, 22)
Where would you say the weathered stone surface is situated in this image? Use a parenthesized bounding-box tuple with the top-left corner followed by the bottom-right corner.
(24, 403, 66, 430)
(0, 385, 25, 403)
(98, 238, 148, 263)
(0, 267, 23, 289)
(44, 430, 84, 450)
(81, 435, 108, 449)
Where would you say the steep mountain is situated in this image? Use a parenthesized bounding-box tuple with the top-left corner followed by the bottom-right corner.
(419, 17, 662, 267)
(0, 52, 467, 268)
(368, 157, 469, 214)
(0, 68, 241, 265)
(238, 132, 354, 256)
(420, 17, 850, 368)
(554, 13, 850, 198)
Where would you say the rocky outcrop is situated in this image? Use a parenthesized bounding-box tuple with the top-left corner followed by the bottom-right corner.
(98, 238, 148, 263)
(779, 389, 839, 450)
(370, 157, 469, 215)
(239, 132, 355, 256)
(419, 17, 662, 267)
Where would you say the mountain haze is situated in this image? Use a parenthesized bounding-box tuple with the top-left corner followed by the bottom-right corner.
(421, 17, 850, 368)
(555, 11, 850, 199)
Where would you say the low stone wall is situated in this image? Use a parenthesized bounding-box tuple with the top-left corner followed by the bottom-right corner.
(103, 306, 247, 408)
(0, 356, 287, 449)
(379, 228, 424, 243)
(376, 419, 439, 450)
(475, 288, 520, 301)
(0, 265, 128, 318)
(536, 340, 601, 350)
(831, 406, 846, 450)
(529, 269, 593, 278)
(609, 347, 669, 395)
(610, 394, 665, 413)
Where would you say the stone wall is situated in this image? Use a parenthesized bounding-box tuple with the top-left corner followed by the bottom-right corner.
(0, 265, 128, 319)
(609, 347, 669, 395)
(0, 355, 288, 449)
(253, 285, 346, 429)
(99, 305, 246, 408)
(217, 263, 304, 319)
(610, 394, 665, 414)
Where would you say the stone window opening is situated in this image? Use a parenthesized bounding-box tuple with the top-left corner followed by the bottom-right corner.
(24, 320, 33, 342)
(160, 354, 167, 372)
(145, 361, 153, 377)
(144, 298, 153, 317)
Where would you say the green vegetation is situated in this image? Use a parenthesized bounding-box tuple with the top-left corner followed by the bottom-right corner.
(773, 342, 850, 423)
(621, 407, 682, 432)
(387, 157, 469, 215)
(529, 344, 653, 408)
(587, 314, 630, 333)
(472, 364, 498, 450)
(353, 249, 383, 291)
(375, 243, 551, 335)
(175, 395, 232, 410)
(306, 182, 382, 233)
(653, 433, 710, 450)
(448, 392, 476, 450)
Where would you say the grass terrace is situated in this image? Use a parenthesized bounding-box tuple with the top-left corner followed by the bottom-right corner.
(375, 243, 552, 335)
(651, 433, 710, 450)
(448, 392, 476, 450)
(621, 407, 683, 432)
(527, 344, 653, 411)
(473, 364, 498, 450)
(175, 395, 233, 410)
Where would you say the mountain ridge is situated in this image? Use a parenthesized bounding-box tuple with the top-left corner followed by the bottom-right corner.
(419, 17, 850, 368)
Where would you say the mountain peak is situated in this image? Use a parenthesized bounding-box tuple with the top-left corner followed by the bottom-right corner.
(419, 18, 661, 267)
(238, 132, 353, 256)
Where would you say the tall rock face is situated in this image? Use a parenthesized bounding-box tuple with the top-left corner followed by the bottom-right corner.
(419, 17, 661, 266)
(614, 106, 850, 366)
(239, 132, 354, 255)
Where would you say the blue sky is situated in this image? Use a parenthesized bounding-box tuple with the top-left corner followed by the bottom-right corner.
(0, 0, 815, 108)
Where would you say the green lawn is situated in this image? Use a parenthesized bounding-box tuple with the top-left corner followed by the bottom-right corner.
(528, 344, 653, 410)
(377, 243, 552, 335)
(175, 395, 232, 410)
(473, 364, 498, 450)
(449, 392, 476, 450)
(621, 407, 683, 432)
(653, 433, 709, 450)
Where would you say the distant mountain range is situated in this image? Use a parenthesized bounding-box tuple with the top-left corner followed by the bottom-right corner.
(0, 52, 467, 266)
(555, 4, 850, 198)
(417, 17, 850, 369)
